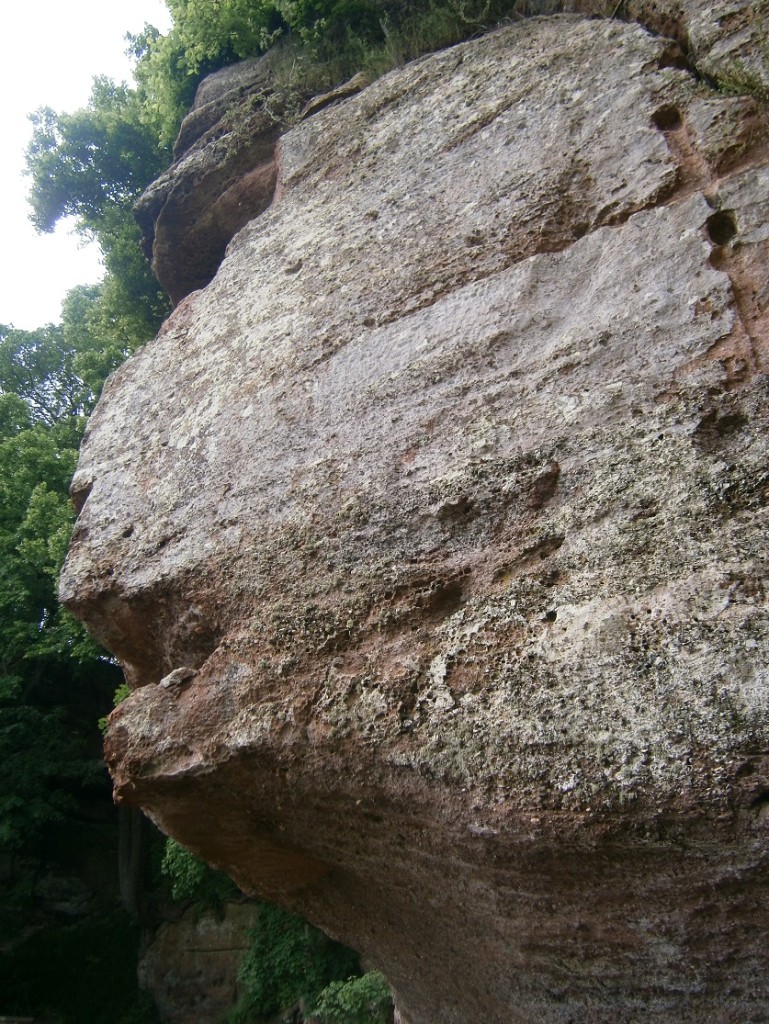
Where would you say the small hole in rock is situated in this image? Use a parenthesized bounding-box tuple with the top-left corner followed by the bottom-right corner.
(543, 609, 557, 623)
(651, 105, 682, 131)
(657, 43, 688, 71)
(428, 579, 464, 618)
(706, 210, 737, 246)
(71, 478, 94, 515)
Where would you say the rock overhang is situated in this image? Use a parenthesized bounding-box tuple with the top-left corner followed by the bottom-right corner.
(61, 13, 769, 1024)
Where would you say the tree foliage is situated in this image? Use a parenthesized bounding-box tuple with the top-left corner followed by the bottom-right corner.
(154, 0, 382, 72)
(230, 902, 361, 1021)
(26, 77, 170, 235)
(314, 971, 393, 1024)
(0, 321, 97, 426)
(0, 315, 122, 926)
(25, 78, 172, 355)
(128, 24, 206, 148)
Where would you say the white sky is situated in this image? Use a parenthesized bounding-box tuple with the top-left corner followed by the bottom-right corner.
(0, 0, 172, 330)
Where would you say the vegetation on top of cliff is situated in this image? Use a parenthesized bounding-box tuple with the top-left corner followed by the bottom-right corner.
(132, 0, 506, 137)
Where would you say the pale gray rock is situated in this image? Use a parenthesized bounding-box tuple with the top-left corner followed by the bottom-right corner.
(136, 0, 769, 308)
(681, 0, 769, 86)
(684, 93, 766, 170)
(62, 14, 769, 1024)
(622, 0, 769, 88)
(159, 666, 198, 690)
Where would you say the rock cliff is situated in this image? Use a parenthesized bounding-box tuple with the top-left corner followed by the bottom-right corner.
(61, 6, 769, 1022)
(138, 902, 259, 1024)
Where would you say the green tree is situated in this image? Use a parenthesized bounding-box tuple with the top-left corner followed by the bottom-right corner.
(231, 902, 361, 1021)
(25, 77, 172, 357)
(0, 318, 122, 929)
(0, 322, 95, 426)
(160, 0, 284, 69)
(26, 77, 169, 235)
(128, 23, 205, 149)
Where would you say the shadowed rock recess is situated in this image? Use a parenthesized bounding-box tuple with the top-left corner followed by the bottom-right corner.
(61, 10, 769, 1024)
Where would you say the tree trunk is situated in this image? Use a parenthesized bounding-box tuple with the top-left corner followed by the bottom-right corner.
(118, 805, 150, 921)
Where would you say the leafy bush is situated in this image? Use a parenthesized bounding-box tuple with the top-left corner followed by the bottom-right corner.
(127, 0, 547, 154)
(228, 902, 361, 1021)
(161, 837, 239, 905)
(314, 971, 393, 1024)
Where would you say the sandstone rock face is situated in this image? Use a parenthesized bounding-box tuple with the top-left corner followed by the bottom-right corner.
(135, 0, 768, 309)
(62, 13, 769, 1024)
(138, 902, 258, 1024)
(134, 53, 369, 306)
(133, 52, 283, 305)
(625, 0, 769, 86)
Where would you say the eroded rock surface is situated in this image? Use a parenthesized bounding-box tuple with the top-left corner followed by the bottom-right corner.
(63, 14, 769, 1024)
(134, 52, 369, 305)
(135, 0, 768, 311)
(133, 52, 284, 305)
(626, 0, 769, 86)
